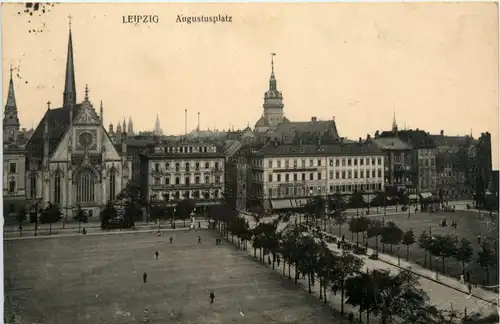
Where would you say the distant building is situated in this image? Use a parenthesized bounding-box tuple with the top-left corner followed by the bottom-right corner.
(139, 139, 226, 211)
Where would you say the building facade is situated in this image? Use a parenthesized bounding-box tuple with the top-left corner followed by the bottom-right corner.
(24, 25, 131, 218)
(242, 139, 385, 212)
(139, 140, 226, 208)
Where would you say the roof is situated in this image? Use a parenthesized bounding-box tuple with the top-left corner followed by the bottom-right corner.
(254, 116, 269, 128)
(269, 119, 339, 144)
(371, 137, 413, 150)
(25, 105, 83, 157)
(378, 130, 436, 149)
(255, 140, 383, 157)
(430, 134, 472, 148)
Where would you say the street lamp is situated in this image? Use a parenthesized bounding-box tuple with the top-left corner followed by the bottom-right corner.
(435, 256, 440, 280)
(397, 244, 401, 266)
(172, 207, 176, 229)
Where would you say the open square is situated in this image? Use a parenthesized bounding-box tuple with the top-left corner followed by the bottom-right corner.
(329, 209, 499, 286)
(4, 229, 339, 324)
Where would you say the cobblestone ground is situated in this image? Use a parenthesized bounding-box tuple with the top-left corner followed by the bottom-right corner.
(4, 230, 341, 324)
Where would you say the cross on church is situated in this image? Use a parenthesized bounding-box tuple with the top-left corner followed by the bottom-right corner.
(10, 64, 13, 77)
(47, 101, 51, 110)
(84, 84, 89, 100)
(68, 15, 72, 29)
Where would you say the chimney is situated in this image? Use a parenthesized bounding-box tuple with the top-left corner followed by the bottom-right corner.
(367, 134, 371, 140)
(311, 116, 317, 122)
(375, 130, 380, 138)
(416, 128, 419, 131)
(359, 137, 362, 143)
(440, 130, 444, 136)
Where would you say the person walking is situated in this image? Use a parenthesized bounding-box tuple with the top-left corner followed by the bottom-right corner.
(198, 236, 202, 244)
(143, 308, 149, 323)
(143, 272, 148, 283)
(155, 251, 159, 260)
(169, 236, 173, 244)
(460, 274, 465, 284)
(209, 291, 215, 304)
(468, 282, 472, 294)
(82, 228, 87, 235)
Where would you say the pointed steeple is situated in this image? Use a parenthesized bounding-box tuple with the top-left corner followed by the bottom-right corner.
(3, 66, 20, 143)
(154, 113, 162, 136)
(263, 53, 283, 108)
(63, 16, 77, 108)
(127, 116, 134, 135)
(269, 52, 277, 91)
(392, 110, 398, 132)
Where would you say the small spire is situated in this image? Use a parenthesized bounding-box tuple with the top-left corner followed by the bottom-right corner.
(68, 15, 72, 30)
(271, 52, 276, 75)
(47, 101, 51, 110)
(10, 64, 13, 79)
(84, 84, 89, 101)
(392, 110, 398, 132)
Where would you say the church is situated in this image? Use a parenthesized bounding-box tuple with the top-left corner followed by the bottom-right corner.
(23, 23, 131, 218)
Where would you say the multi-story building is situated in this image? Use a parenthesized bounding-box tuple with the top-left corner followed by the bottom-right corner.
(243, 138, 385, 212)
(139, 140, 226, 209)
(378, 128, 437, 200)
(430, 130, 473, 200)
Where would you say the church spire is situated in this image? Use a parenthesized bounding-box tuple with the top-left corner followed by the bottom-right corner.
(63, 15, 77, 108)
(3, 65, 20, 143)
(392, 110, 398, 132)
(269, 52, 277, 91)
(154, 113, 162, 136)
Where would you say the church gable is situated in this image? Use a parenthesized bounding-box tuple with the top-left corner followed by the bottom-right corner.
(74, 101, 100, 125)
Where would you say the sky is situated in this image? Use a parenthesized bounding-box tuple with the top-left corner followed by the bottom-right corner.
(2, 3, 499, 168)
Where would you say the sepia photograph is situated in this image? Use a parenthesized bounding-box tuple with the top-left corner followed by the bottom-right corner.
(2, 2, 499, 323)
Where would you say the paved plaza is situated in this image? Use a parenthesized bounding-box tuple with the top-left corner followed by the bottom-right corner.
(4, 229, 339, 324)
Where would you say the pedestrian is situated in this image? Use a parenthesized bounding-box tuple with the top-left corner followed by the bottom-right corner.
(460, 274, 465, 284)
(277, 255, 280, 267)
(267, 255, 271, 265)
(155, 251, 159, 260)
(198, 236, 202, 244)
(157, 230, 161, 237)
(143, 272, 148, 283)
(169, 236, 173, 244)
(209, 291, 215, 304)
(342, 235, 345, 242)
(477, 236, 481, 245)
(468, 283, 472, 294)
(337, 241, 341, 249)
(143, 308, 149, 323)
(82, 228, 87, 235)
(365, 241, 368, 249)
(198, 221, 201, 229)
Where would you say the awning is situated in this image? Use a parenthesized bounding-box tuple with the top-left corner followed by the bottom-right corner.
(419, 192, 433, 199)
(295, 198, 309, 207)
(271, 200, 293, 210)
(409, 194, 418, 200)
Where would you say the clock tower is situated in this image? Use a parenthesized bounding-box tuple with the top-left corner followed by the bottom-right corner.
(3, 66, 20, 144)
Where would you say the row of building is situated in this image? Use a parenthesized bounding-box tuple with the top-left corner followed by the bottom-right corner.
(2, 23, 496, 221)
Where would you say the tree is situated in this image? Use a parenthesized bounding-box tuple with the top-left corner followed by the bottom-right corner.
(330, 252, 364, 315)
(478, 244, 496, 285)
(40, 203, 62, 235)
(176, 199, 196, 228)
(305, 195, 326, 227)
(100, 202, 117, 229)
(433, 235, 457, 274)
(367, 219, 383, 251)
(333, 209, 348, 237)
(371, 191, 387, 213)
(349, 190, 366, 215)
(402, 229, 416, 260)
(74, 205, 88, 233)
(418, 231, 432, 268)
(16, 206, 27, 236)
(369, 269, 430, 324)
(381, 221, 403, 253)
(453, 238, 474, 276)
(345, 272, 376, 322)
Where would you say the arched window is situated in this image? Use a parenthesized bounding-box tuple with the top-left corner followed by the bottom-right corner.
(75, 166, 98, 203)
(54, 171, 62, 204)
(109, 168, 117, 201)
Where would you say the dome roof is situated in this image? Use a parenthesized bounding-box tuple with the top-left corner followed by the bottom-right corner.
(244, 125, 252, 132)
(254, 116, 269, 128)
(265, 89, 283, 99)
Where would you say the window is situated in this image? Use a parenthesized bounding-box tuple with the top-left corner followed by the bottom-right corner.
(213, 190, 219, 198)
(335, 171, 340, 179)
(335, 159, 340, 167)
(309, 159, 314, 167)
(205, 162, 210, 169)
(75, 167, 97, 203)
(109, 169, 116, 201)
(165, 162, 170, 170)
(342, 171, 346, 179)
(285, 174, 290, 182)
(30, 176, 36, 198)
(155, 163, 160, 172)
(329, 171, 334, 179)
(372, 158, 376, 165)
(342, 159, 346, 166)
(8, 180, 15, 194)
(378, 170, 382, 178)
(195, 176, 200, 184)
(293, 174, 297, 181)
(329, 159, 334, 167)
(215, 162, 220, 170)
(268, 188, 273, 197)
(285, 160, 289, 168)
(268, 174, 273, 182)
(195, 162, 200, 171)
(175, 191, 180, 200)
(377, 157, 382, 165)
(302, 173, 306, 181)
(317, 172, 322, 180)
(165, 177, 170, 185)
(268, 160, 273, 168)
(175, 177, 180, 185)
(317, 159, 322, 166)
(354, 170, 358, 179)
(175, 163, 180, 172)
(354, 159, 358, 166)
(184, 191, 190, 198)
(367, 171, 370, 178)
(347, 159, 352, 166)
(348, 170, 352, 179)
(372, 170, 376, 178)
(293, 160, 298, 168)
(185, 177, 190, 185)
(277, 160, 282, 168)
(301, 159, 306, 167)
(9, 163, 16, 174)
(360, 170, 364, 178)
(215, 176, 221, 184)
(309, 173, 314, 180)
(205, 176, 210, 184)
(194, 190, 200, 199)
(185, 162, 190, 172)
(277, 174, 281, 182)
(360, 158, 364, 166)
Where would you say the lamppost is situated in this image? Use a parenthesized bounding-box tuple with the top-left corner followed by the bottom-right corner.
(309, 189, 314, 227)
(172, 207, 176, 229)
(397, 244, 401, 266)
(435, 256, 440, 280)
